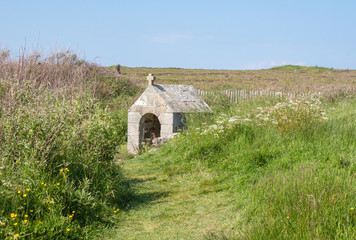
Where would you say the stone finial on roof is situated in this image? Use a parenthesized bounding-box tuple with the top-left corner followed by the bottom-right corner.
(147, 73, 156, 86)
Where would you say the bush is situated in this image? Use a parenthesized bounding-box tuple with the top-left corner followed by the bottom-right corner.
(255, 96, 328, 133)
(0, 50, 134, 239)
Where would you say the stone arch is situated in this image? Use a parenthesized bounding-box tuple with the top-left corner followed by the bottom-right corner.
(139, 113, 161, 145)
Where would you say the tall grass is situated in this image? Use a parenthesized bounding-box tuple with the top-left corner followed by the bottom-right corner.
(144, 94, 356, 239)
(0, 49, 138, 239)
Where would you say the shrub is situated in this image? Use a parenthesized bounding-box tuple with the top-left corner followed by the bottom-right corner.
(0, 50, 133, 239)
(255, 96, 328, 133)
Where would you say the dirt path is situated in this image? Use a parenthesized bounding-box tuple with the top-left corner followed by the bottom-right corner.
(109, 155, 240, 240)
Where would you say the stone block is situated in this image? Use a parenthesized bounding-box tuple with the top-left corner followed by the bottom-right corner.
(128, 112, 142, 123)
(158, 113, 174, 125)
(161, 124, 173, 136)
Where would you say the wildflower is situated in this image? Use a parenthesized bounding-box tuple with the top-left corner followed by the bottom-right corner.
(65, 168, 69, 172)
(286, 216, 289, 219)
(11, 213, 17, 218)
(44, 184, 47, 187)
(56, 183, 60, 186)
(30, 210, 33, 213)
(117, 208, 120, 212)
(66, 228, 70, 232)
(114, 210, 117, 213)
(69, 215, 73, 218)
(59, 169, 64, 173)
(49, 201, 53, 204)
(23, 203, 26, 205)
(41, 182, 44, 185)
(72, 211, 75, 214)
(23, 194, 27, 197)
(23, 220, 27, 223)
(2, 222, 5, 226)
(17, 191, 21, 194)
(24, 215, 28, 218)
(39, 221, 43, 224)
(14, 222, 18, 226)
(351, 207, 354, 210)
(15, 234, 19, 237)
(26, 188, 29, 192)
(48, 208, 51, 210)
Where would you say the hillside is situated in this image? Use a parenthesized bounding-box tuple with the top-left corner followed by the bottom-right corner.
(116, 65, 356, 94)
(1, 51, 355, 240)
(109, 94, 356, 240)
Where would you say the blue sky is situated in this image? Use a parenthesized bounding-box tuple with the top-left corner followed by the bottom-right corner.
(1, 0, 355, 69)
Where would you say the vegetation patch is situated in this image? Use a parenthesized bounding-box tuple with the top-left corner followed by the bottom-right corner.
(0, 50, 138, 239)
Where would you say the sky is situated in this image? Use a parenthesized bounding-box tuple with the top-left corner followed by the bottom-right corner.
(1, 0, 355, 69)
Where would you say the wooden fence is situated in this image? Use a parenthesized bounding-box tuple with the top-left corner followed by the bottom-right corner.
(197, 89, 322, 103)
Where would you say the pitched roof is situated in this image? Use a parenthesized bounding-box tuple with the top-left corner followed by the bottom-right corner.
(129, 84, 212, 113)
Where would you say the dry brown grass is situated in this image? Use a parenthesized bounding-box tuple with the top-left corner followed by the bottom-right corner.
(0, 49, 136, 113)
(117, 66, 356, 94)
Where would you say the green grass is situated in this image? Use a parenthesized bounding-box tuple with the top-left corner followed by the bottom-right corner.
(272, 64, 334, 71)
(109, 95, 355, 240)
(0, 51, 138, 239)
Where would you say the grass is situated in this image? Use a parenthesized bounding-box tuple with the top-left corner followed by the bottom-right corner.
(107, 153, 240, 240)
(109, 95, 355, 240)
(271, 64, 334, 71)
(116, 65, 356, 94)
(1, 48, 355, 239)
(0, 50, 138, 239)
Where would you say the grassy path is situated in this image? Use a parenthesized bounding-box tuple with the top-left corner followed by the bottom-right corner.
(109, 154, 240, 240)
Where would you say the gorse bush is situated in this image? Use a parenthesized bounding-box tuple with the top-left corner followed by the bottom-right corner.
(0, 50, 136, 239)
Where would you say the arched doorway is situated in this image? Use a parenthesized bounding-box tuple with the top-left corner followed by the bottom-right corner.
(139, 113, 161, 145)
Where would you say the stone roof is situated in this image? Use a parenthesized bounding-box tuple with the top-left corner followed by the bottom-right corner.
(129, 84, 212, 113)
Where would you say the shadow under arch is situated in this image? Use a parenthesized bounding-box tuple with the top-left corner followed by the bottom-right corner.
(139, 113, 161, 146)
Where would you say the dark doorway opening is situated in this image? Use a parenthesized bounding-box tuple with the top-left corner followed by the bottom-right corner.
(140, 113, 161, 145)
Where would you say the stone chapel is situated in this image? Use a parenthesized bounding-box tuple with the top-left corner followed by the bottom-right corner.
(127, 74, 212, 153)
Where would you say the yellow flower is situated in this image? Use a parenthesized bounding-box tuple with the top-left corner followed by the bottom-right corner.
(72, 211, 75, 214)
(17, 191, 21, 194)
(41, 182, 44, 185)
(2, 222, 5, 226)
(24, 215, 28, 218)
(15, 234, 19, 237)
(69, 215, 72, 218)
(39, 221, 43, 224)
(286, 216, 289, 219)
(23, 203, 26, 205)
(59, 169, 64, 173)
(48, 208, 51, 210)
(117, 208, 120, 211)
(65, 168, 69, 172)
(66, 228, 70, 232)
(49, 201, 53, 204)
(56, 183, 60, 186)
(30, 210, 33, 213)
(25, 188, 29, 192)
(23, 220, 27, 223)
(114, 210, 117, 213)
(23, 194, 27, 197)
(44, 184, 47, 187)
(13, 222, 18, 226)
(10, 213, 17, 218)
